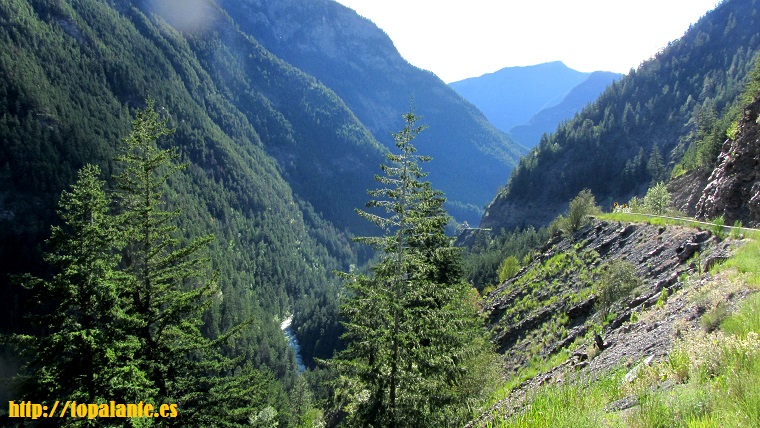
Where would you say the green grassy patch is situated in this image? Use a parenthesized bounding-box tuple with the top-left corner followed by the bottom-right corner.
(485, 231, 760, 427)
(597, 212, 690, 227)
(487, 303, 760, 427)
(486, 369, 628, 428)
(721, 292, 760, 338)
(712, 239, 760, 288)
(729, 239, 760, 287)
(485, 348, 574, 409)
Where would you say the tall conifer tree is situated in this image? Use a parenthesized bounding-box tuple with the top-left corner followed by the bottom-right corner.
(115, 100, 271, 426)
(332, 111, 495, 427)
(115, 99, 216, 407)
(12, 164, 151, 408)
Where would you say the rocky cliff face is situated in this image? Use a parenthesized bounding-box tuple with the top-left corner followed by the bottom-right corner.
(696, 97, 760, 227)
(667, 169, 710, 216)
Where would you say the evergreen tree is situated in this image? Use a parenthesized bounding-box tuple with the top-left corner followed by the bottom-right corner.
(11, 164, 151, 414)
(646, 145, 667, 185)
(331, 111, 495, 427)
(114, 100, 269, 426)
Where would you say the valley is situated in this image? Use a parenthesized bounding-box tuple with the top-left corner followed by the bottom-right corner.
(0, 0, 758, 426)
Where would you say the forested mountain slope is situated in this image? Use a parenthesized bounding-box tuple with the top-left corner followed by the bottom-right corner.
(0, 0, 389, 395)
(482, 0, 760, 231)
(510, 71, 622, 148)
(221, 0, 526, 224)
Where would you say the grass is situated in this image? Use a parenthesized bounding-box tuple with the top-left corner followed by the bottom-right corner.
(483, 231, 760, 428)
(721, 292, 760, 338)
(486, 369, 628, 428)
(597, 212, 693, 228)
(486, 300, 760, 428)
(711, 238, 760, 288)
(485, 348, 574, 408)
(597, 213, 760, 240)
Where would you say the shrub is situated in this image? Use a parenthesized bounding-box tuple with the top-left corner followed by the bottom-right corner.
(641, 182, 672, 215)
(730, 220, 743, 239)
(655, 289, 669, 308)
(594, 259, 641, 320)
(628, 195, 643, 213)
(709, 215, 727, 239)
(548, 214, 567, 236)
(566, 189, 601, 233)
(498, 256, 521, 282)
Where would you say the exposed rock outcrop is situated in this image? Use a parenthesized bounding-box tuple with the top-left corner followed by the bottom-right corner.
(469, 220, 745, 427)
(482, 219, 723, 374)
(696, 97, 760, 227)
(668, 168, 710, 216)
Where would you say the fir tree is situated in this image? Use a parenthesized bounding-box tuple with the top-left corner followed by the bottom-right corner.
(114, 100, 268, 426)
(331, 111, 495, 427)
(646, 145, 667, 185)
(12, 164, 151, 412)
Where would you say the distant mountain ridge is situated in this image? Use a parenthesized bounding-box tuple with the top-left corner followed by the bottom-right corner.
(222, 0, 526, 225)
(449, 62, 621, 146)
(481, 0, 760, 231)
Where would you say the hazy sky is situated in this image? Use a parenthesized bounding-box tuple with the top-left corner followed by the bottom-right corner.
(333, 0, 720, 83)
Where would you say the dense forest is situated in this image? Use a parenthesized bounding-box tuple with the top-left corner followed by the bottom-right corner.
(0, 0, 381, 419)
(2, 0, 759, 426)
(482, 0, 760, 230)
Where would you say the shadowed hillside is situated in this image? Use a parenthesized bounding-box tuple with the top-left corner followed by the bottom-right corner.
(222, 0, 526, 225)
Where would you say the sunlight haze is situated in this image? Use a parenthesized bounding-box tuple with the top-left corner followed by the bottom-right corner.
(333, 0, 720, 83)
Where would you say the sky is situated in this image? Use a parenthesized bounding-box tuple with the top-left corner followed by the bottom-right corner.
(333, 0, 720, 83)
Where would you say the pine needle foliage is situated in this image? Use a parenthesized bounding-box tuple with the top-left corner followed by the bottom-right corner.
(114, 99, 216, 407)
(9, 101, 278, 427)
(114, 100, 272, 426)
(12, 165, 151, 410)
(330, 111, 495, 427)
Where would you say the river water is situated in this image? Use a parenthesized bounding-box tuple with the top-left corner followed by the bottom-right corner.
(280, 316, 305, 373)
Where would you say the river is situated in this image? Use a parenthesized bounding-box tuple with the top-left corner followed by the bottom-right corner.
(280, 315, 305, 373)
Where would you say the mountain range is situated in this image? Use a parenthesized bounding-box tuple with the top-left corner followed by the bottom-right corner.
(481, 0, 760, 230)
(450, 61, 622, 148)
(221, 0, 525, 225)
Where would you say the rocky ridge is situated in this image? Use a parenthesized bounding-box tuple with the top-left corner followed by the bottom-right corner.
(471, 218, 745, 426)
